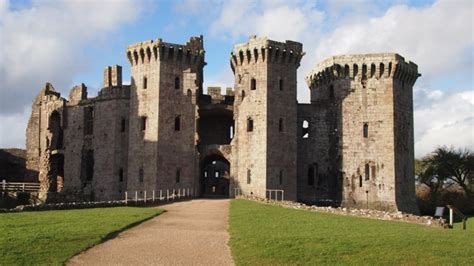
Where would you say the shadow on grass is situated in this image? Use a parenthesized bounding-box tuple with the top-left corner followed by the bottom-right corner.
(67, 209, 167, 263)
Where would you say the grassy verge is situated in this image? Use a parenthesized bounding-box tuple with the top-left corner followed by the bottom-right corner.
(0, 207, 163, 265)
(229, 199, 473, 265)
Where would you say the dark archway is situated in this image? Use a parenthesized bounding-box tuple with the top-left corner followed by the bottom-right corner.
(200, 154, 230, 197)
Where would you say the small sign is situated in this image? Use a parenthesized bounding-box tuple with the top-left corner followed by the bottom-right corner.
(434, 207, 445, 217)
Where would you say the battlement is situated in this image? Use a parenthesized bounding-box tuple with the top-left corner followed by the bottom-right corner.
(126, 36, 205, 66)
(305, 53, 420, 88)
(230, 35, 304, 70)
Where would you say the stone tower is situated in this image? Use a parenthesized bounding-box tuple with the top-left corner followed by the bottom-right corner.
(305, 53, 420, 213)
(126, 36, 205, 193)
(231, 36, 304, 201)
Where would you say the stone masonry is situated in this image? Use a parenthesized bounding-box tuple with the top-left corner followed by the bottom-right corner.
(25, 35, 420, 213)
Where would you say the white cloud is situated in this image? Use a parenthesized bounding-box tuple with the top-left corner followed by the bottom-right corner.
(311, 0, 473, 80)
(210, 0, 324, 42)
(0, 0, 148, 148)
(414, 88, 474, 157)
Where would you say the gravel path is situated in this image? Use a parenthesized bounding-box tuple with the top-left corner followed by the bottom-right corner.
(68, 199, 234, 266)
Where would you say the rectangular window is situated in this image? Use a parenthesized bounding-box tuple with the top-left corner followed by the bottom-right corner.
(363, 123, 369, 138)
(247, 119, 253, 132)
(175, 77, 180, 90)
(121, 118, 126, 132)
(251, 78, 256, 90)
(176, 168, 181, 183)
(279, 118, 283, 132)
(279, 79, 284, 91)
(308, 166, 314, 186)
(279, 170, 283, 185)
(175, 115, 181, 131)
(141, 116, 147, 131)
(143, 76, 147, 89)
(215, 171, 220, 178)
(85, 150, 94, 181)
(139, 168, 144, 182)
(119, 168, 123, 182)
(247, 169, 251, 184)
(84, 107, 94, 135)
(365, 164, 370, 181)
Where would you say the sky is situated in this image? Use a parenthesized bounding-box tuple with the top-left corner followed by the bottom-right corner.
(0, 0, 472, 158)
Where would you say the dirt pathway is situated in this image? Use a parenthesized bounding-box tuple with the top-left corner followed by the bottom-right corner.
(68, 199, 234, 266)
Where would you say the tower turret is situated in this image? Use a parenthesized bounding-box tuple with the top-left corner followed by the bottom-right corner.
(231, 36, 304, 200)
(126, 36, 205, 193)
(305, 53, 420, 213)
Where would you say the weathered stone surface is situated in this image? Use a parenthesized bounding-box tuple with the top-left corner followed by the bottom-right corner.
(24, 36, 420, 213)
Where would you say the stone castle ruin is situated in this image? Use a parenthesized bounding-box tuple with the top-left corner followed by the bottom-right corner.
(25, 35, 420, 213)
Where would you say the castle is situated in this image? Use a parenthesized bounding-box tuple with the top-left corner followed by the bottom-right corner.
(25, 35, 421, 213)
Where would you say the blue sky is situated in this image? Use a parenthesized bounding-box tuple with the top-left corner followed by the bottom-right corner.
(0, 0, 472, 157)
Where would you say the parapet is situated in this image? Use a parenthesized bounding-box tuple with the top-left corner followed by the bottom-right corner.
(305, 53, 420, 89)
(126, 36, 205, 66)
(103, 65, 122, 88)
(230, 35, 304, 70)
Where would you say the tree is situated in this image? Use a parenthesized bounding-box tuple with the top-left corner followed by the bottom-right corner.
(416, 157, 444, 195)
(422, 146, 473, 195)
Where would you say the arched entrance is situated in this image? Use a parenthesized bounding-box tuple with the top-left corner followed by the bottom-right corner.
(200, 154, 230, 197)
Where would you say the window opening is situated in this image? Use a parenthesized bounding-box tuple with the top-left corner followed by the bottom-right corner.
(141, 116, 147, 131)
(302, 120, 309, 138)
(365, 164, 370, 181)
(119, 168, 123, 182)
(308, 166, 315, 186)
(247, 118, 253, 132)
(247, 169, 251, 184)
(139, 168, 144, 182)
(251, 78, 256, 90)
(363, 123, 368, 138)
(175, 77, 180, 90)
(84, 107, 94, 135)
(175, 115, 181, 131)
(121, 118, 126, 132)
(279, 118, 283, 132)
(176, 168, 181, 183)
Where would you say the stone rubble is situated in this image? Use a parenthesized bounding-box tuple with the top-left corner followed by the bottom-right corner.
(238, 196, 448, 228)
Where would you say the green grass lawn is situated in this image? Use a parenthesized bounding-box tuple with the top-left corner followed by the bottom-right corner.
(0, 207, 163, 265)
(229, 199, 474, 265)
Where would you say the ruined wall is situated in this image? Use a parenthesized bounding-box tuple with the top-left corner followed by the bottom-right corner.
(25, 83, 66, 198)
(305, 54, 420, 213)
(231, 36, 303, 200)
(62, 72, 129, 201)
(126, 37, 204, 195)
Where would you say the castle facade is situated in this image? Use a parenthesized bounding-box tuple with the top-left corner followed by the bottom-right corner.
(25, 36, 420, 213)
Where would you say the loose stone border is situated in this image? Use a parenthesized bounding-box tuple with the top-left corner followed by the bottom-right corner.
(237, 196, 448, 228)
(0, 197, 193, 213)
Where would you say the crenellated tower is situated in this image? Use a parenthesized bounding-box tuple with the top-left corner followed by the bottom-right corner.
(230, 36, 304, 200)
(126, 36, 205, 193)
(305, 53, 420, 213)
